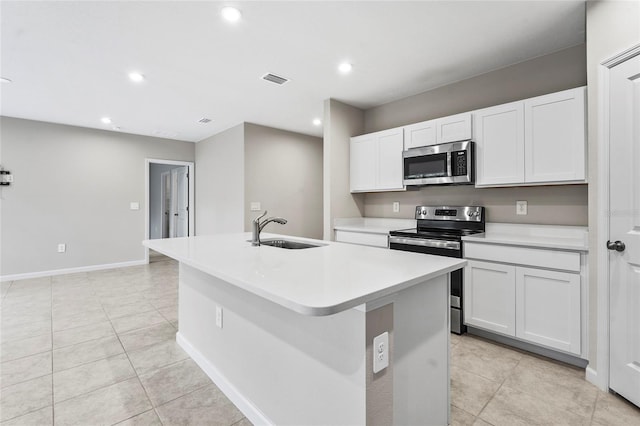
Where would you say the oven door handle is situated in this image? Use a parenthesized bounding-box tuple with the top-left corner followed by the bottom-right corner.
(388, 236, 460, 250)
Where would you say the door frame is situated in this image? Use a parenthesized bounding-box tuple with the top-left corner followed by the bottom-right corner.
(594, 43, 640, 391)
(145, 158, 195, 263)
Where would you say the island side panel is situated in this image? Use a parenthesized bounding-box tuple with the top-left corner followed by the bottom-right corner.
(366, 303, 394, 426)
(393, 274, 450, 426)
(177, 263, 367, 426)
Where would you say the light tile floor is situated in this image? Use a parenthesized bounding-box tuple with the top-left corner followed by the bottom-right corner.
(1, 256, 639, 425)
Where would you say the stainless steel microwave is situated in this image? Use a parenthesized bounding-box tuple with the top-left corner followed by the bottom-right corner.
(403, 140, 474, 186)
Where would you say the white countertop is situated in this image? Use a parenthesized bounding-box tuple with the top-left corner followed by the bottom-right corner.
(144, 233, 465, 316)
(334, 217, 415, 234)
(462, 223, 589, 251)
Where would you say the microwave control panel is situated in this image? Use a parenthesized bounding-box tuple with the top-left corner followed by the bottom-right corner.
(452, 151, 467, 176)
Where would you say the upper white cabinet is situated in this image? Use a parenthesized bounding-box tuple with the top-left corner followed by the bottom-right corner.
(474, 101, 525, 186)
(404, 112, 472, 149)
(438, 112, 473, 144)
(350, 127, 404, 192)
(524, 88, 586, 183)
(473, 87, 586, 187)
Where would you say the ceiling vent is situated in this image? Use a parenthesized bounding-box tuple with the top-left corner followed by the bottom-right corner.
(197, 117, 212, 124)
(262, 73, 289, 85)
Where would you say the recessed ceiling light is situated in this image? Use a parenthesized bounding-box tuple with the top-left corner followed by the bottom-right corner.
(128, 72, 145, 82)
(101, 117, 112, 124)
(313, 118, 322, 126)
(221, 6, 241, 23)
(111, 126, 121, 131)
(338, 62, 353, 74)
(0, 77, 12, 84)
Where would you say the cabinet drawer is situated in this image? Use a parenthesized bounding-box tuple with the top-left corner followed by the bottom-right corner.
(335, 230, 388, 248)
(464, 242, 580, 272)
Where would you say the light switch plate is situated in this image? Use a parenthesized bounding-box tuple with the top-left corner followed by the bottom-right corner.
(373, 331, 389, 373)
(250, 202, 261, 211)
(215, 306, 223, 328)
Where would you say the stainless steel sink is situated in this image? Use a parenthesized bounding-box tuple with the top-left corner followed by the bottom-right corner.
(259, 238, 325, 249)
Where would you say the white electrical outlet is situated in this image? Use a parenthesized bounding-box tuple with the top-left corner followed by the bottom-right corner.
(130, 202, 140, 210)
(215, 306, 223, 328)
(393, 202, 400, 213)
(373, 331, 389, 373)
(57, 243, 66, 253)
(516, 200, 528, 215)
(250, 202, 261, 211)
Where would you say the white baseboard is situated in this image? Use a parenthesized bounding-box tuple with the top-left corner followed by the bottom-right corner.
(586, 366, 608, 391)
(0, 259, 148, 282)
(176, 332, 273, 426)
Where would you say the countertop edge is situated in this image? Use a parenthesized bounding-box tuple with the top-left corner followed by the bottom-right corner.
(144, 237, 466, 316)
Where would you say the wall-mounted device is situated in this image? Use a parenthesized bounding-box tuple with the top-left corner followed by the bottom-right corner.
(0, 167, 13, 186)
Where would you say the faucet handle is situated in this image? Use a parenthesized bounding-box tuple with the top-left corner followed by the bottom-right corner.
(253, 210, 267, 223)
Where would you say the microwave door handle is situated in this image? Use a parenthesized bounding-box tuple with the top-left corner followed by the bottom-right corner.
(446, 151, 452, 178)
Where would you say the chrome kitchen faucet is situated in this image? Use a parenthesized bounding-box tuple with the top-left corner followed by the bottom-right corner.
(251, 211, 287, 246)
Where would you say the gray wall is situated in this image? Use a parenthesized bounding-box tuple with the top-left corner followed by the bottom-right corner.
(365, 185, 588, 225)
(196, 122, 323, 240)
(149, 163, 183, 239)
(0, 117, 195, 277)
(195, 124, 245, 236)
(323, 99, 366, 240)
(585, 0, 640, 374)
(361, 44, 588, 226)
(244, 123, 323, 239)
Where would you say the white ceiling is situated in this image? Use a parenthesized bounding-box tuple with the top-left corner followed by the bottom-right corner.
(0, 1, 585, 142)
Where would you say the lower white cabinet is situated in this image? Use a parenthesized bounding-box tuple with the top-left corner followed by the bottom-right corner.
(465, 261, 515, 335)
(464, 244, 584, 356)
(516, 267, 581, 354)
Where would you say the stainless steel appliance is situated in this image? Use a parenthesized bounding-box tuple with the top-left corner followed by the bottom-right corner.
(403, 140, 474, 186)
(389, 205, 485, 334)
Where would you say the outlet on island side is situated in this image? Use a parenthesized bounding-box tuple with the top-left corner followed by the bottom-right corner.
(393, 202, 400, 213)
(373, 331, 389, 373)
(57, 243, 66, 253)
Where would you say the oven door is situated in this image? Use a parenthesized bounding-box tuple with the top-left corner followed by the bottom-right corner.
(389, 235, 466, 334)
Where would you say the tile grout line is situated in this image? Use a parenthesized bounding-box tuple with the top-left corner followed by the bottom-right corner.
(589, 391, 600, 425)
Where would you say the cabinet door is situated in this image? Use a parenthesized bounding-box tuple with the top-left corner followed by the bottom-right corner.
(377, 128, 404, 190)
(437, 112, 472, 143)
(350, 135, 377, 192)
(473, 102, 525, 186)
(404, 120, 437, 149)
(515, 267, 581, 355)
(464, 260, 516, 336)
(524, 87, 586, 183)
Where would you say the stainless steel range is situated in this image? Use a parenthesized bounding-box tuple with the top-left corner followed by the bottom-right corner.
(389, 205, 485, 334)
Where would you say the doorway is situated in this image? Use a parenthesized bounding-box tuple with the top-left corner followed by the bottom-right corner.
(159, 166, 189, 238)
(145, 159, 195, 262)
(596, 44, 640, 407)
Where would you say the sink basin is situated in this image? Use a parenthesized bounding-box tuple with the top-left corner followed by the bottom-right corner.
(260, 238, 325, 250)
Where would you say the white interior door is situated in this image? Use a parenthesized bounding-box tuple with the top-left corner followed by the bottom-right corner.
(173, 166, 189, 238)
(608, 52, 640, 407)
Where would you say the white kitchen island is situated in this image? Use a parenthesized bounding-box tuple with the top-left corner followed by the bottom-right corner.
(144, 233, 465, 426)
